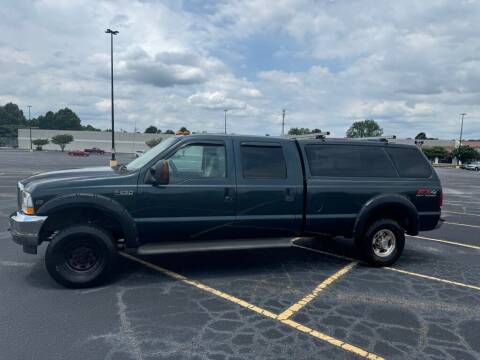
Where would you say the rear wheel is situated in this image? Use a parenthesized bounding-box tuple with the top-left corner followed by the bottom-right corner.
(359, 219, 405, 266)
(45, 224, 117, 288)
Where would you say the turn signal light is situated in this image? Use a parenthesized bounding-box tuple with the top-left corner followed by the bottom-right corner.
(24, 207, 35, 215)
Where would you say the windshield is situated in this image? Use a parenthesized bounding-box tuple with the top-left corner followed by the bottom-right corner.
(126, 137, 179, 171)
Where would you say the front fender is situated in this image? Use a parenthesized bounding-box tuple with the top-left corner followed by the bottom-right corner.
(37, 193, 139, 248)
(353, 193, 418, 239)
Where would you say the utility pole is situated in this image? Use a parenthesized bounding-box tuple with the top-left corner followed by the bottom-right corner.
(28, 105, 32, 151)
(282, 109, 286, 136)
(459, 113, 466, 146)
(132, 118, 137, 153)
(106, 28, 119, 167)
(224, 109, 228, 134)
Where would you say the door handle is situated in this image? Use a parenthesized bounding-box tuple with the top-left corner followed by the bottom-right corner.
(224, 187, 234, 202)
(285, 187, 295, 202)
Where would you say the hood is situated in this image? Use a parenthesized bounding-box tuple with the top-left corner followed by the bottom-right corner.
(21, 166, 124, 191)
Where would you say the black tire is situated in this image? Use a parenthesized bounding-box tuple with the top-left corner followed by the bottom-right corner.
(45, 224, 117, 288)
(359, 219, 405, 267)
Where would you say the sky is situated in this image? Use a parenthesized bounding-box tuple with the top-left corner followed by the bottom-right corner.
(1, 0, 480, 139)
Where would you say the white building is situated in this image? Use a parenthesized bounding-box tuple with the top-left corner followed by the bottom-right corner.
(18, 128, 173, 153)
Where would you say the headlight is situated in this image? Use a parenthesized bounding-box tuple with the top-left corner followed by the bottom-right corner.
(21, 190, 35, 215)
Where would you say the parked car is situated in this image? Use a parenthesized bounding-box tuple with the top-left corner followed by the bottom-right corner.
(84, 147, 105, 155)
(67, 150, 89, 157)
(9, 134, 443, 288)
(463, 161, 480, 171)
(135, 150, 145, 158)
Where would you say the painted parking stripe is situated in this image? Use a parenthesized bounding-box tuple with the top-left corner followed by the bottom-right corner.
(385, 268, 480, 291)
(444, 221, 480, 229)
(409, 235, 480, 250)
(443, 210, 480, 217)
(119, 252, 383, 360)
(294, 245, 480, 292)
(278, 261, 357, 320)
(292, 243, 355, 262)
(444, 200, 480, 205)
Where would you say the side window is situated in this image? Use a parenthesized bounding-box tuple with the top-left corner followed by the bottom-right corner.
(386, 147, 432, 178)
(167, 143, 226, 182)
(241, 145, 287, 179)
(305, 145, 397, 177)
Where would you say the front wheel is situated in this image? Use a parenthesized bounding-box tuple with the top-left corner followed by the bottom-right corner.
(45, 224, 117, 288)
(359, 219, 405, 267)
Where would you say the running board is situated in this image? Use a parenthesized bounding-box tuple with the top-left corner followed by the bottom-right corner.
(133, 238, 299, 256)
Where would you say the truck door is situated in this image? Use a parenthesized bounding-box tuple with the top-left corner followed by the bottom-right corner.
(135, 138, 237, 243)
(232, 138, 303, 238)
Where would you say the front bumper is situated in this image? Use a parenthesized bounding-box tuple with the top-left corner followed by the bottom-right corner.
(8, 212, 47, 254)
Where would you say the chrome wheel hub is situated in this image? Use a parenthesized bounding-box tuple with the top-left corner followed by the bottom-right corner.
(372, 229, 396, 258)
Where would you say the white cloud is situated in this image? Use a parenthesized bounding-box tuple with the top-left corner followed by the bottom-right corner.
(1, 0, 480, 138)
(188, 91, 247, 110)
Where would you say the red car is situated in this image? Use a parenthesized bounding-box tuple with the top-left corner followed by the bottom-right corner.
(68, 150, 90, 157)
(84, 147, 105, 154)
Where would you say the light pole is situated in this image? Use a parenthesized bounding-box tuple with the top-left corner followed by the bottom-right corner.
(282, 109, 286, 136)
(459, 113, 466, 146)
(224, 109, 228, 134)
(106, 28, 119, 167)
(27, 105, 32, 151)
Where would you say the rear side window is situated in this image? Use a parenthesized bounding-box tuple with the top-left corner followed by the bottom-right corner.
(241, 145, 287, 179)
(305, 145, 397, 177)
(386, 147, 432, 178)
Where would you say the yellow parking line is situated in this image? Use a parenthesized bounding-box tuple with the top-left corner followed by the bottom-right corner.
(443, 210, 480, 217)
(410, 235, 480, 250)
(280, 318, 383, 360)
(295, 245, 480, 292)
(444, 221, 480, 229)
(292, 243, 357, 262)
(119, 252, 383, 360)
(386, 267, 480, 291)
(278, 262, 357, 320)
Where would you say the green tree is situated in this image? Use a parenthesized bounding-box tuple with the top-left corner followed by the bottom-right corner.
(35, 108, 81, 130)
(146, 138, 162, 148)
(422, 146, 449, 160)
(0, 103, 27, 126)
(145, 125, 159, 134)
(51, 134, 74, 151)
(0, 103, 27, 140)
(32, 138, 49, 151)
(346, 119, 383, 138)
(82, 124, 101, 131)
(164, 129, 175, 134)
(177, 127, 190, 135)
(452, 145, 480, 163)
(415, 132, 427, 140)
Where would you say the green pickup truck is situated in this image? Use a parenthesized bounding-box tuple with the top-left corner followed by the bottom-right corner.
(9, 134, 443, 288)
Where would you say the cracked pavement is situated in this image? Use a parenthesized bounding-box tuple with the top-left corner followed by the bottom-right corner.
(0, 150, 479, 359)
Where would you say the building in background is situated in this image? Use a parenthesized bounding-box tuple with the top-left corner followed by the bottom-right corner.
(17, 129, 172, 153)
(463, 140, 480, 152)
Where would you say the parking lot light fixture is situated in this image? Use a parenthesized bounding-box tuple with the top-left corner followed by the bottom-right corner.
(27, 105, 32, 152)
(105, 28, 119, 167)
(459, 113, 466, 146)
(224, 109, 228, 134)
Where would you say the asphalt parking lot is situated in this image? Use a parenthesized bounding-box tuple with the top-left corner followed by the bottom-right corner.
(0, 149, 479, 360)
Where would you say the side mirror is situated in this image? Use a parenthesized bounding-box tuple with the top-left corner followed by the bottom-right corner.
(151, 160, 169, 185)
